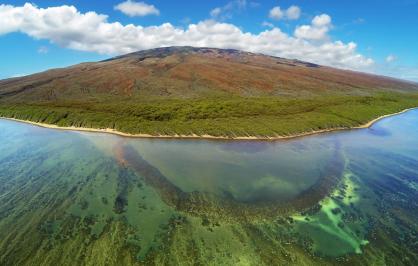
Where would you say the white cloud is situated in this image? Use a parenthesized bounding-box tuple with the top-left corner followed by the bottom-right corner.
(210, 0, 247, 20)
(312, 14, 331, 27)
(269, 5, 301, 20)
(114, 0, 159, 17)
(261, 21, 274, 28)
(0, 3, 374, 71)
(37, 46, 48, 54)
(294, 25, 328, 41)
(11, 73, 27, 78)
(269, 7, 283, 20)
(286, 5, 301, 20)
(210, 8, 222, 18)
(386, 54, 397, 63)
(294, 14, 332, 41)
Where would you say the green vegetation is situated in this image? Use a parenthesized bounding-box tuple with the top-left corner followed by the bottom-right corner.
(1, 92, 418, 137)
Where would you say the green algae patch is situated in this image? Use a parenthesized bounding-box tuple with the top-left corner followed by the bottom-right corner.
(292, 171, 369, 257)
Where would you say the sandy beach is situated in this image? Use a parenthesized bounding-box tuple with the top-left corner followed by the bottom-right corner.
(1, 107, 416, 141)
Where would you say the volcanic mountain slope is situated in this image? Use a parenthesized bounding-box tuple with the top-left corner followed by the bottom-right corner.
(0, 46, 418, 138)
(1, 46, 417, 102)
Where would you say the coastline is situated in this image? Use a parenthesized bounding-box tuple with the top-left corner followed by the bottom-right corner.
(1, 107, 416, 141)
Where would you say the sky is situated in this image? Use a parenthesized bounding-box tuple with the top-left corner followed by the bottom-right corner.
(0, 0, 417, 82)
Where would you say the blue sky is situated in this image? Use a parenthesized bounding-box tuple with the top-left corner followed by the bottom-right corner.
(0, 0, 417, 81)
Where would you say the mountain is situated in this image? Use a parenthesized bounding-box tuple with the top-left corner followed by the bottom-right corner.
(1, 46, 417, 102)
(0, 46, 418, 138)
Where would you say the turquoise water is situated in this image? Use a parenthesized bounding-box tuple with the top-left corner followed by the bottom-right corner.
(0, 110, 417, 265)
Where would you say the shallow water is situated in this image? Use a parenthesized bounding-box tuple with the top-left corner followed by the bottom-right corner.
(0, 110, 417, 265)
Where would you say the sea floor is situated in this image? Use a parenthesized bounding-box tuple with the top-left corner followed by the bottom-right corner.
(0, 110, 417, 265)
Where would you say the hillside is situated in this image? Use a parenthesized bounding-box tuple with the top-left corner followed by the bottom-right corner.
(0, 46, 418, 138)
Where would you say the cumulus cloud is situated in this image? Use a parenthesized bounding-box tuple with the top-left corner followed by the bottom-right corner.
(285, 5, 301, 20)
(0, 3, 374, 70)
(312, 14, 331, 27)
(269, 5, 301, 20)
(268, 7, 283, 20)
(114, 0, 159, 17)
(294, 14, 332, 41)
(385, 54, 397, 63)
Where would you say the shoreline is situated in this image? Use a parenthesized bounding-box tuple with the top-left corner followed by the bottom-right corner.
(1, 107, 416, 141)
